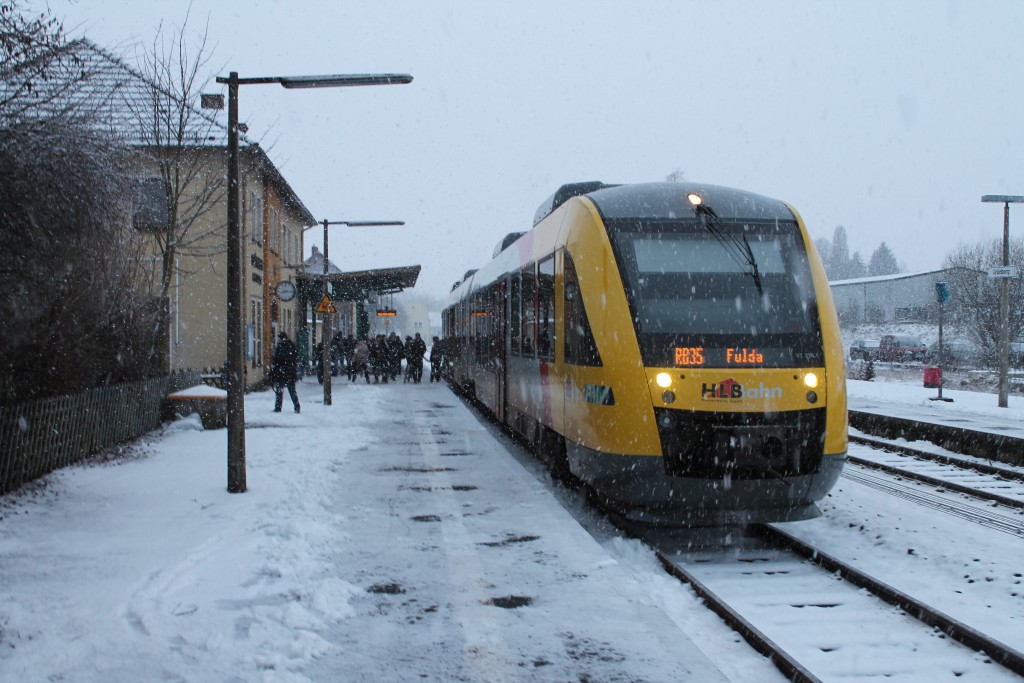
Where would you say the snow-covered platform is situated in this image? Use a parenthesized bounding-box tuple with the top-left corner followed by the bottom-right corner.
(298, 381, 734, 681)
(0, 378, 757, 682)
(849, 379, 1024, 439)
(848, 379, 1024, 464)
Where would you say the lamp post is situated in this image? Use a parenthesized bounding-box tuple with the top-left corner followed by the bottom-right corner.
(981, 194, 1024, 409)
(216, 71, 412, 494)
(314, 219, 404, 406)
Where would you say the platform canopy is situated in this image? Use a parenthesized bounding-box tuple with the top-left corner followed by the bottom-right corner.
(297, 265, 421, 301)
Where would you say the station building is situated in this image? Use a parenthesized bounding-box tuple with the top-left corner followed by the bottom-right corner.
(6, 38, 421, 390)
(829, 270, 951, 324)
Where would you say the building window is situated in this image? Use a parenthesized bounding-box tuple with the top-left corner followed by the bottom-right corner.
(269, 206, 280, 254)
(132, 177, 168, 231)
(249, 190, 263, 245)
(250, 298, 263, 366)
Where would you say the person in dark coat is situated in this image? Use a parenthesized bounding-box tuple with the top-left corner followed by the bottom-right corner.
(371, 335, 389, 383)
(330, 332, 345, 376)
(410, 332, 427, 383)
(429, 336, 444, 382)
(271, 332, 301, 413)
(313, 341, 324, 384)
(342, 334, 355, 374)
(403, 336, 418, 383)
(387, 332, 405, 381)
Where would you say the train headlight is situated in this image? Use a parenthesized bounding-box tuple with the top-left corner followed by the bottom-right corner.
(662, 390, 676, 404)
(655, 372, 672, 388)
(803, 372, 819, 389)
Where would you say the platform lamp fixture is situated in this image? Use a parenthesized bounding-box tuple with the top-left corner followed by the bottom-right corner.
(213, 71, 412, 494)
(314, 219, 404, 408)
(981, 195, 1024, 409)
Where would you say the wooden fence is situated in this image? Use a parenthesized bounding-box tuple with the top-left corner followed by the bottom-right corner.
(0, 371, 201, 495)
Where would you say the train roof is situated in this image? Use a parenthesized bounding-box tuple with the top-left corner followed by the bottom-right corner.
(448, 181, 797, 306)
(536, 181, 795, 225)
(533, 181, 617, 226)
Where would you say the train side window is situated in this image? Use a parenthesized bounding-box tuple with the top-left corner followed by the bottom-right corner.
(475, 289, 491, 360)
(470, 291, 480, 357)
(537, 255, 555, 360)
(487, 284, 499, 363)
(521, 264, 537, 357)
(510, 273, 521, 354)
(563, 251, 602, 366)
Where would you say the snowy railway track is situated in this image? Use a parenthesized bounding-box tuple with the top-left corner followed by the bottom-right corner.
(842, 466, 1024, 538)
(462, 390, 1024, 680)
(848, 434, 1024, 508)
(649, 524, 1024, 682)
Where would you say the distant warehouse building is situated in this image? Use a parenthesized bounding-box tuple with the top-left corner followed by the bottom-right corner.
(829, 270, 950, 324)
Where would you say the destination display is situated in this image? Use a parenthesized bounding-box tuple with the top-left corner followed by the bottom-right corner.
(673, 346, 794, 367)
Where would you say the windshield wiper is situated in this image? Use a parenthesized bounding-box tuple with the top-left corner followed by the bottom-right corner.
(692, 201, 764, 296)
(739, 233, 764, 295)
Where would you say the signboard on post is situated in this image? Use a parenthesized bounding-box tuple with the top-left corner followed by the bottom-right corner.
(987, 266, 1018, 279)
(315, 293, 337, 315)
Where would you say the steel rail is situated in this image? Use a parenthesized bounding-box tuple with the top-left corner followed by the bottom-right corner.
(846, 452, 1024, 509)
(850, 433, 1024, 484)
(842, 466, 1024, 537)
(654, 549, 822, 683)
(756, 523, 1024, 677)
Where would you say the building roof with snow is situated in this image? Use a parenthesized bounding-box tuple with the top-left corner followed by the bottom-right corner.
(1, 38, 245, 147)
(829, 270, 946, 287)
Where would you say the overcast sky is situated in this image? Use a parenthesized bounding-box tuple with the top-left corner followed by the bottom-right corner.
(32, 0, 1024, 300)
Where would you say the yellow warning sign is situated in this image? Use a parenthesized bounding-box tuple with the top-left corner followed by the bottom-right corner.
(314, 294, 337, 315)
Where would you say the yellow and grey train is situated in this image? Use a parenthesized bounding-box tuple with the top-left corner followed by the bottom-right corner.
(442, 182, 847, 524)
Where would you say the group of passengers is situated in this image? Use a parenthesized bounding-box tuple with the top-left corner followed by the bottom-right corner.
(321, 331, 442, 385)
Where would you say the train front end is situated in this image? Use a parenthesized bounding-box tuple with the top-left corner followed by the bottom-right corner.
(563, 183, 847, 525)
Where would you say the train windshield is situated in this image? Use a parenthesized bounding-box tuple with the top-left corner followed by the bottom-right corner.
(607, 219, 824, 367)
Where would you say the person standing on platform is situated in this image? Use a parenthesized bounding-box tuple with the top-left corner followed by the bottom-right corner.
(342, 334, 355, 374)
(371, 334, 389, 384)
(387, 332, 405, 382)
(403, 335, 417, 383)
(351, 336, 371, 383)
(429, 336, 444, 382)
(271, 332, 301, 413)
(411, 332, 427, 383)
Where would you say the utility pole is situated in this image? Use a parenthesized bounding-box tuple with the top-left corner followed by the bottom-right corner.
(981, 195, 1024, 408)
(321, 219, 333, 406)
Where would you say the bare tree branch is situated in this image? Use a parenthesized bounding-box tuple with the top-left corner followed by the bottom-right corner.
(125, 14, 227, 373)
(942, 239, 1024, 367)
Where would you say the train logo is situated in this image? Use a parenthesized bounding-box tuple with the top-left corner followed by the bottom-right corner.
(701, 378, 783, 401)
